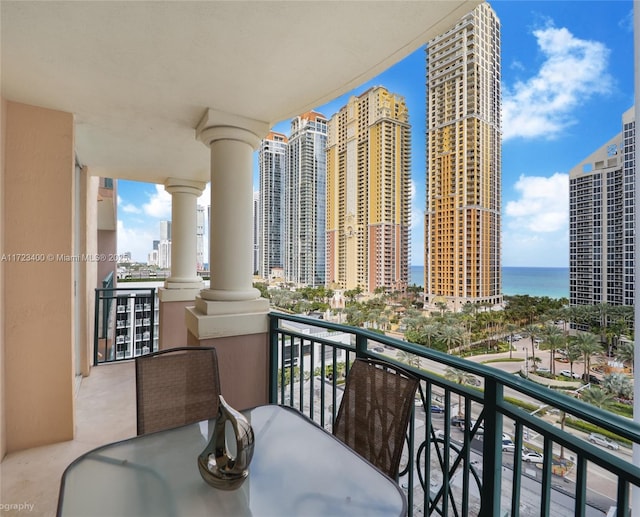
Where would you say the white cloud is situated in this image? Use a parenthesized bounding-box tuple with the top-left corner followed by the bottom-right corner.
(143, 185, 172, 218)
(118, 194, 142, 214)
(502, 173, 569, 267)
(117, 219, 156, 263)
(505, 173, 568, 232)
(503, 25, 612, 141)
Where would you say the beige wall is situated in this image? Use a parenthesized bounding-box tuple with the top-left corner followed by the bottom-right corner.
(97, 229, 117, 286)
(78, 171, 100, 376)
(186, 331, 269, 411)
(159, 299, 194, 349)
(1, 97, 7, 459)
(3, 101, 76, 452)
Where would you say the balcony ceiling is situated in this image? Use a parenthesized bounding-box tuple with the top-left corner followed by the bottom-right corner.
(1, 0, 479, 184)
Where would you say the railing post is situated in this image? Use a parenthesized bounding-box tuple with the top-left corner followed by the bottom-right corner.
(150, 287, 156, 352)
(93, 289, 101, 366)
(480, 377, 503, 517)
(355, 332, 367, 358)
(268, 314, 279, 403)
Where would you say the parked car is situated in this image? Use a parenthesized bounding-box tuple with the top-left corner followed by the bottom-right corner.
(450, 416, 465, 427)
(588, 433, 620, 450)
(582, 373, 601, 385)
(535, 367, 551, 374)
(522, 450, 544, 463)
(430, 405, 445, 414)
(560, 369, 581, 379)
(502, 439, 516, 452)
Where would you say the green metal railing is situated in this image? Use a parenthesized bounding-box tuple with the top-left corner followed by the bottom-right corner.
(268, 312, 640, 517)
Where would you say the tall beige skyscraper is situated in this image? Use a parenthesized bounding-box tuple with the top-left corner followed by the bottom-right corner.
(326, 86, 410, 293)
(424, 2, 502, 311)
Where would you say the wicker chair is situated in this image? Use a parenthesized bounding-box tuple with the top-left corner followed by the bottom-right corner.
(333, 358, 419, 479)
(135, 346, 221, 435)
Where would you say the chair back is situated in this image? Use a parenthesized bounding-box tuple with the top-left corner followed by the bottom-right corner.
(135, 346, 220, 435)
(333, 358, 419, 479)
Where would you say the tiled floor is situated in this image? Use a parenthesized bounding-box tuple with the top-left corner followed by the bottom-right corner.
(0, 361, 137, 516)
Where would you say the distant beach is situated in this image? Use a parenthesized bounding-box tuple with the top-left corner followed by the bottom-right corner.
(409, 266, 569, 300)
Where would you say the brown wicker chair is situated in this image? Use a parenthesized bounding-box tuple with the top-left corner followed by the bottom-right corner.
(333, 358, 419, 479)
(135, 346, 221, 435)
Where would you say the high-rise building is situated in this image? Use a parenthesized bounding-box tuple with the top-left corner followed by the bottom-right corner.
(424, 2, 502, 312)
(569, 107, 636, 307)
(196, 205, 206, 271)
(259, 132, 287, 279)
(160, 220, 171, 241)
(253, 191, 260, 276)
(158, 220, 171, 269)
(284, 112, 328, 287)
(326, 86, 410, 293)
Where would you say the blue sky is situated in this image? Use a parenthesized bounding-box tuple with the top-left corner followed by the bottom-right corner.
(118, 0, 635, 268)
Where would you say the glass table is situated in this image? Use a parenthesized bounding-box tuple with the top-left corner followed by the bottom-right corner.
(57, 405, 407, 516)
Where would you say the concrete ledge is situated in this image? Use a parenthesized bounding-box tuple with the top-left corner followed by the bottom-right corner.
(158, 286, 202, 302)
(185, 306, 269, 339)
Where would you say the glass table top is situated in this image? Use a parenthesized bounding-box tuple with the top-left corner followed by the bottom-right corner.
(57, 404, 407, 516)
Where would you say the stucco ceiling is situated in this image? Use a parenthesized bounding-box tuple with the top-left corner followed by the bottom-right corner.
(1, 0, 480, 184)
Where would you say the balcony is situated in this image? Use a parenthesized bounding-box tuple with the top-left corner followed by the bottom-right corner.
(3, 313, 639, 516)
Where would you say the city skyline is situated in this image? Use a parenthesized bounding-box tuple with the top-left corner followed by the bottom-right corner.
(117, 0, 635, 268)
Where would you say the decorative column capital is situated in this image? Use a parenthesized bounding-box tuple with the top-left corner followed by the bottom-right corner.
(164, 178, 206, 197)
(195, 109, 269, 150)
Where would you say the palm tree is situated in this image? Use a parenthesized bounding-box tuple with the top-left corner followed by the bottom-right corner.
(580, 387, 615, 411)
(437, 324, 463, 355)
(593, 303, 612, 346)
(435, 301, 448, 317)
(566, 344, 582, 379)
(397, 350, 420, 369)
(573, 331, 603, 381)
(421, 323, 440, 349)
(615, 339, 634, 373)
(522, 323, 541, 363)
(504, 323, 519, 359)
(540, 324, 563, 375)
(443, 367, 476, 416)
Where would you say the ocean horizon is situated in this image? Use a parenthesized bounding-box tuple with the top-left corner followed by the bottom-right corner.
(409, 266, 569, 300)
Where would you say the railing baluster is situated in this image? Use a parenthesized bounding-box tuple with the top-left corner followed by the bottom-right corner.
(267, 313, 640, 517)
(574, 455, 587, 517)
(540, 436, 553, 517)
(480, 377, 503, 516)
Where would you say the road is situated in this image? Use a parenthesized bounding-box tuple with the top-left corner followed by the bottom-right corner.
(403, 412, 614, 516)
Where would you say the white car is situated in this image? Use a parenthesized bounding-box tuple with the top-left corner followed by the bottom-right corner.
(589, 433, 620, 450)
(502, 439, 515, 452)
(522, 450, 543, 463)
(560, 369, 581, 379)
(535, 367, 551, 374)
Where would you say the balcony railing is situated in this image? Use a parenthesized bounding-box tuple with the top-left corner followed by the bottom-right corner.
(268, 312, 640, 517)
(94, 287, 158, 364)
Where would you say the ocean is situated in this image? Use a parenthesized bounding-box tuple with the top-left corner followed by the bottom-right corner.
(409, 266, 569, 300)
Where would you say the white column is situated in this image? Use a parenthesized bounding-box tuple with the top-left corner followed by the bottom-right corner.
(186, 109, 269, 338)
(164, 178, 205, 289)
